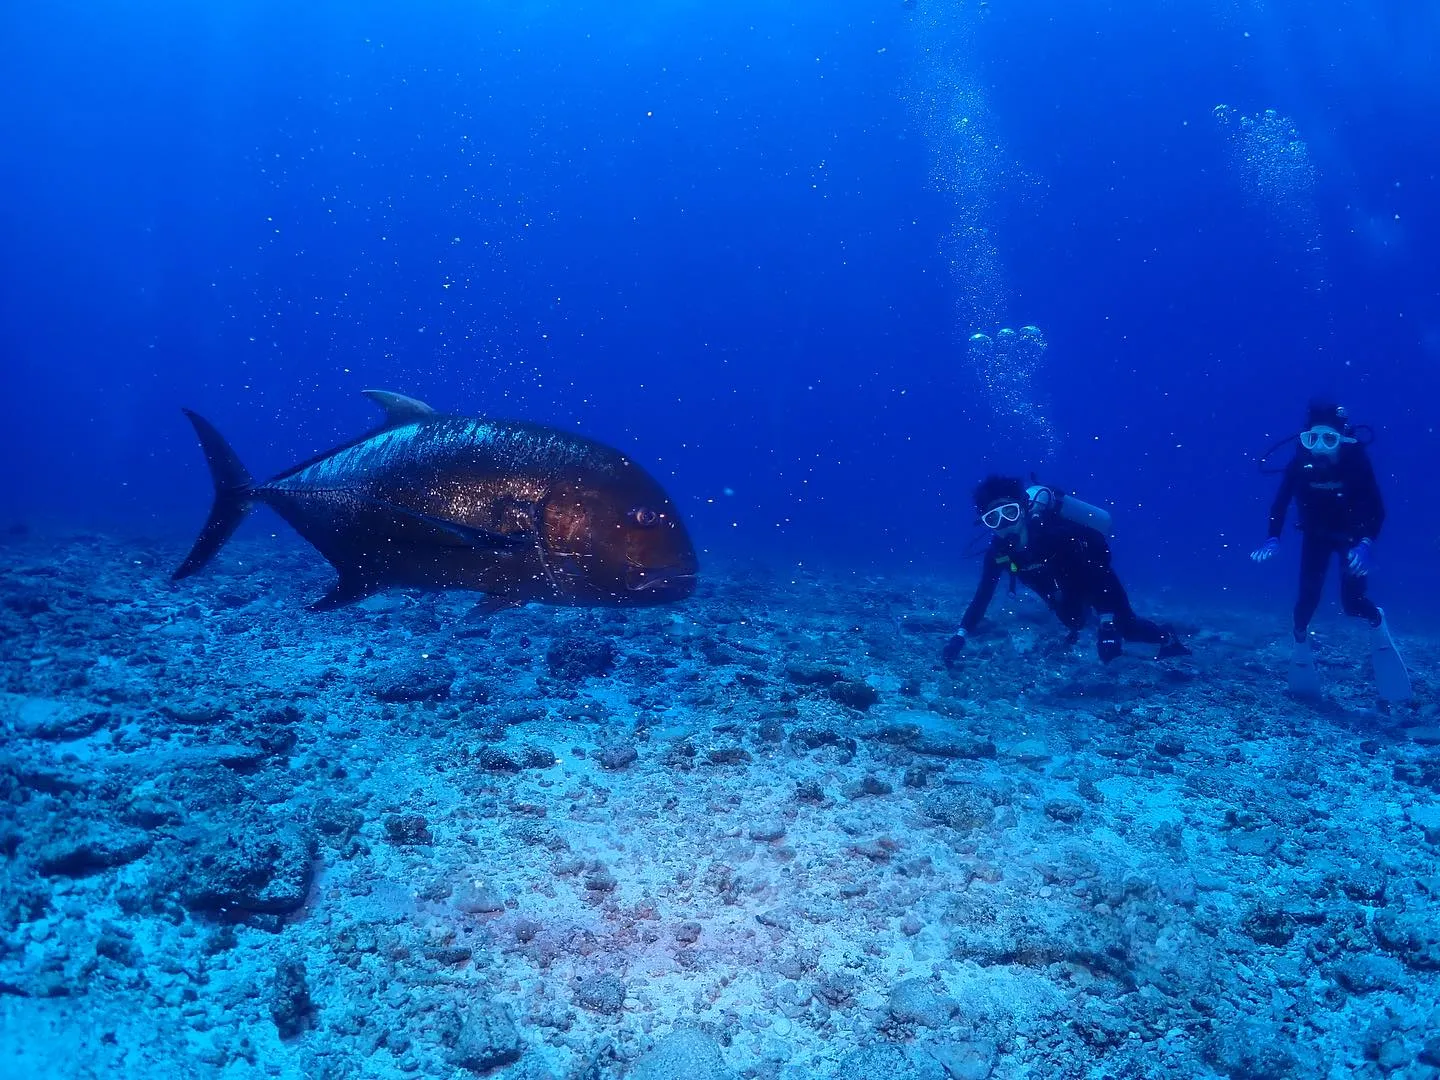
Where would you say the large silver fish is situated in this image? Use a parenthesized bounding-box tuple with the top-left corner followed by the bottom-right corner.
(173, 390, 698, 610)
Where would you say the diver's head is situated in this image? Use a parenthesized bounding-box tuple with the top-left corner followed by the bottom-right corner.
(1300, 399, 1356, 461)
(973, 474, 1029, 537)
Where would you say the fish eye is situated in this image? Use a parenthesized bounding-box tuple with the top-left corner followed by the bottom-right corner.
(631, 507, 658, 528)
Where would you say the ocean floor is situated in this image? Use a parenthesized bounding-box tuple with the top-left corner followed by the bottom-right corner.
(3, 531, 1440, 1080)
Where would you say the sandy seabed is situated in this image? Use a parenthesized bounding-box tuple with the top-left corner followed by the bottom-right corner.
(2, 532, 1439, 1080)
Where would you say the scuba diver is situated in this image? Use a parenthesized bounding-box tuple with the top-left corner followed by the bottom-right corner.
(942, 475, 1190, 667)
(1250, 399, 1411, 701)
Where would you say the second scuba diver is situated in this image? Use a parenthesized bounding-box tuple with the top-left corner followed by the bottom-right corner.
(943, 475, 1190, 667)
(1250, 399, 1412, 701)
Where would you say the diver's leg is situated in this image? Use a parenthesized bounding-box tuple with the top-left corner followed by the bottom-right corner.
(1048, 588, 1086, 645)
(1092, 567, 1186, 654)
(1084, 568, 1131, 661)
(1100, 576, 1164, 644)
(1340, 564, 1381, 626)
(1292, 532, 1330, 640)
(1286, 533, 1331, 694)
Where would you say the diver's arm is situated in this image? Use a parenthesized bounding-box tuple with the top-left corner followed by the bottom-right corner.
(1266, 462, 1299, 538)
(959, 554, 1003, 634)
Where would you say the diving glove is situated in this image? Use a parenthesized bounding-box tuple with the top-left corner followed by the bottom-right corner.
(1346, 538, 1373, 576)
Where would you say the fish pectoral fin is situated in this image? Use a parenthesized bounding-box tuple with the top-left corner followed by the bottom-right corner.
(433, 518, 534, 549)
(357, 496, 534, 549)
(310, 573, 379, 612)
(362, 389, 438, 427)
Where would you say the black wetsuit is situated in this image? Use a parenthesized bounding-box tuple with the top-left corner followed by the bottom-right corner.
(960, 513, 1169, 644)
(1267, 445, 1384, 633)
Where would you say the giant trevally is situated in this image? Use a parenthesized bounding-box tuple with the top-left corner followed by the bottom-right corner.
(173, 390, 698, 610)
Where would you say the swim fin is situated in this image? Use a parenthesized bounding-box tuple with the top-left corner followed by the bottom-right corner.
(1156, 631, 1191, 659)
(1371, 609, 1413, 703)
(1288, 636, 1321, 697)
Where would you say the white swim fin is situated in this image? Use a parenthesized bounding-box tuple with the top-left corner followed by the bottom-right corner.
(1371, 609, 1414, 703)
(1288, 636, 1321, 697)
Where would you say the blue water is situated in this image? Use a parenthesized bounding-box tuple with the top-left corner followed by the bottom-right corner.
(7, 5, 1440, 1077)
(3, 0, 1439, 594)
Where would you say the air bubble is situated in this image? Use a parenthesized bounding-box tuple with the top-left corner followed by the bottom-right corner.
(1214, 103, 1324, 290)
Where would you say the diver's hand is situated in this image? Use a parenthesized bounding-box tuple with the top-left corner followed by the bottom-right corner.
(1346, 538, 1373, 576)
(942, 631, 967, 668)
(1250, 538, 1280, 563)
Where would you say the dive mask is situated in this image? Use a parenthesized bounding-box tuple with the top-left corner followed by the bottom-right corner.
(981, 501, 1023, 529)
(1300, 426, 1354, 452)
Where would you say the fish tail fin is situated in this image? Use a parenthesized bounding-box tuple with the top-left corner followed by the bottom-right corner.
(173, 409, 256, 580)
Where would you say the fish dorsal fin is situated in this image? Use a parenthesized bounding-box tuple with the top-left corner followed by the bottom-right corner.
(362, 389, 438, 428)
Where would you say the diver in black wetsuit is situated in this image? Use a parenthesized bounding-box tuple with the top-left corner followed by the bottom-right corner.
(1250, 400, 1384, 640)
(942, 475, 1189, 667)
(1250, 399, 1413, 700)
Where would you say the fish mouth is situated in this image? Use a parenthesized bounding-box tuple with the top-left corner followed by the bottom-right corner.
(625, 564, 698, 597)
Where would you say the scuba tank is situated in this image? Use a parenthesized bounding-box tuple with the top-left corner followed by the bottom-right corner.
(1027, 483, 1113, 536)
